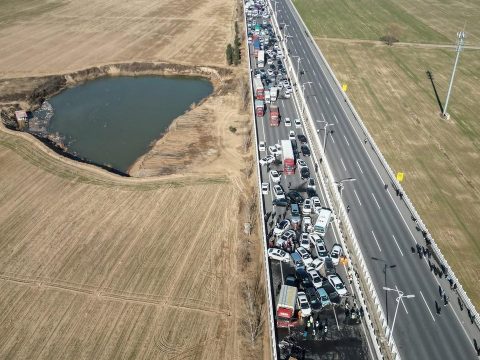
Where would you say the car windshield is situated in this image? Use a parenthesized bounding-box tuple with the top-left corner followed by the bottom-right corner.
(336, 283, 344, 290)
(301, 302, 309, 309)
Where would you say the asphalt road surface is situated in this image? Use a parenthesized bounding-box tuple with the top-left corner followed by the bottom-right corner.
(247, 12, 373, 359)
(269, 0, 480, 358)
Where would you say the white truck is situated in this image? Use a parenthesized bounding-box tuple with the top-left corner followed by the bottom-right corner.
(257, 50, 265, 68)
(314, 208, 332, 237)
(270, 86, 278, 102)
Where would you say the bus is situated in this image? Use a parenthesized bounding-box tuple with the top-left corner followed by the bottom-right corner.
(314, 208, 332, 237)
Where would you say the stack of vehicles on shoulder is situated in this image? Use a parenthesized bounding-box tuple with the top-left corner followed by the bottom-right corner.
(247, 0, 347, 329)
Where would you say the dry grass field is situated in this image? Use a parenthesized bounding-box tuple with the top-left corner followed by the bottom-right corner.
(0, 0, 271, 358)
(0, 0, 235, 77)
(293, 0, 480, 305)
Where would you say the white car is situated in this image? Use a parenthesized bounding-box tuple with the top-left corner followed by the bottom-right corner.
(303, 216, 312, 233)
(308, 269, 323, 289)
(300, 232, 310, 250)
(259, 141, 266, 151)
(268, 145, 280, 157)
(267, 248, 290, 262)
(294, 118, 302, 128)
(309, 258, 324, 272)
(261, 182, 269, 195)
(269, 170, 281, 183)
(289, 131, 295, 140)
(297, 291, 312, 317)
(259, 155, 275, 166)
(273, 184, 285, 199)
(267, 58, 273, 65)
(284, 117, 291, 127)
(297, 159, 308, 169)
(275, 143, 282, 151)
(311, 196, 321, 212)
(284, 85, 292, 94)
(330, 244, 343, 265)
(302, 199, 312, 215)
(267, 69, 274, 76)
(273, 219, 291, 237)
(309, 232, 322, 245)
(328, 274, 347, 296)
(315, 240, 329, 260)
(296, 247, 313, 266)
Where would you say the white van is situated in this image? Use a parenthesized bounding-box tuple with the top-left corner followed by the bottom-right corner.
(314, 208, 332, 237)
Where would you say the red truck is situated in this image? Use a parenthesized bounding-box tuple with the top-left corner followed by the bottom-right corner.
(269, 104, 279, 126)
(253, 77, 264, 100)
(255, 100, 264, 117)
(276, 285, 298, 327)
(281, 140, 295, 175)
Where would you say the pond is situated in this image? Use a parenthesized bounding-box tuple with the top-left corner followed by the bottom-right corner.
(33, 76, 213, 173)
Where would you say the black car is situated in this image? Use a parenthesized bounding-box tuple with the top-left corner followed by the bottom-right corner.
(306, 188, 317, 198)
(285, 274, 298, 287)
(287, 191, 304, 204)
(305, 287, 322, 313)
(297, 134, 307, 144)
(295, 268, 314, 290)
(272, 198, 289, 207)
(300, 167, 310, 180)
(301, 144, 311, 156)
(291, 140, 298, 154)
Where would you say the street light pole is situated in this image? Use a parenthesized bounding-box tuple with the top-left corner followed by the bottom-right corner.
(334, 178, 356, 196)
(318, 121, 334, 154)
(443, 31, 465, 119)
(383, 287, 415, 345)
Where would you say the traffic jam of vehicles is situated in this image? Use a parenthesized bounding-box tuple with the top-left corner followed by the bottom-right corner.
(245, 0, 367, 356)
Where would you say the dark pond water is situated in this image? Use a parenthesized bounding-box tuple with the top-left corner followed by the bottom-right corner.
(35, 76, 213, 172)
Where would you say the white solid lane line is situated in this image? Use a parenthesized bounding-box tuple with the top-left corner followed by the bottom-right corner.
(343, 135, 350, 147)
(333, 114, 338, 123)
(420, 291, 436, 322)
(354, 189, 362, 206)
(325, 96, 330, 105)
(392, 235, 404, 256)
(371, 230, 382, 252)
(356, 161, 364, 174)
(372, 192, 381, 209)
(340, 158, 347, 172)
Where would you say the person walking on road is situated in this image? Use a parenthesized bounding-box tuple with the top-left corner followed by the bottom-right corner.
(347, 205, 351, 213)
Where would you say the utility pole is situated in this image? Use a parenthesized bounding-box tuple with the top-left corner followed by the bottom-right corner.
(442, 31, 466, 119)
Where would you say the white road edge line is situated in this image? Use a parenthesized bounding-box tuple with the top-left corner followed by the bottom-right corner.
(340, 158, 347, 172)
(372, 193, 381, 210)
(392, 235, 404, 256)
(371, 230, 381, 252)
(420, 291, 436, 322)
(354, 189, 362, 206)
(356, 161, 363, 174)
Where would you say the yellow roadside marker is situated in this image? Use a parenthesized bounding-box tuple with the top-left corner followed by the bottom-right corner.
(342, 84, 348, 92)
(396, 172, 405, 182)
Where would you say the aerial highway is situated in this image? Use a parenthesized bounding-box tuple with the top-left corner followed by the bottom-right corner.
(269, 0, 480, 358)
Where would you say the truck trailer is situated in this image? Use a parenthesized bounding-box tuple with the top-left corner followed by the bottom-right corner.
(253, 77, 264, 100)
(269, 104, 279, 126)
(255, 100, 264, 117)
(270, 86, 278, 102)
(276, 285, 298, 327)
(257, 50, 265, 68)
(281, 139, 295, 175)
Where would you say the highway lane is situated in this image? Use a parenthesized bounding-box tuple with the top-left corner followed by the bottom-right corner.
(247, 26, 375, 356)
(271, 0, 479, 358)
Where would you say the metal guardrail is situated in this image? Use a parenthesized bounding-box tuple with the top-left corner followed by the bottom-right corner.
(285, 0, 480, 333)
(241, 3, 279, 359)
(268, 1, 395, 358)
